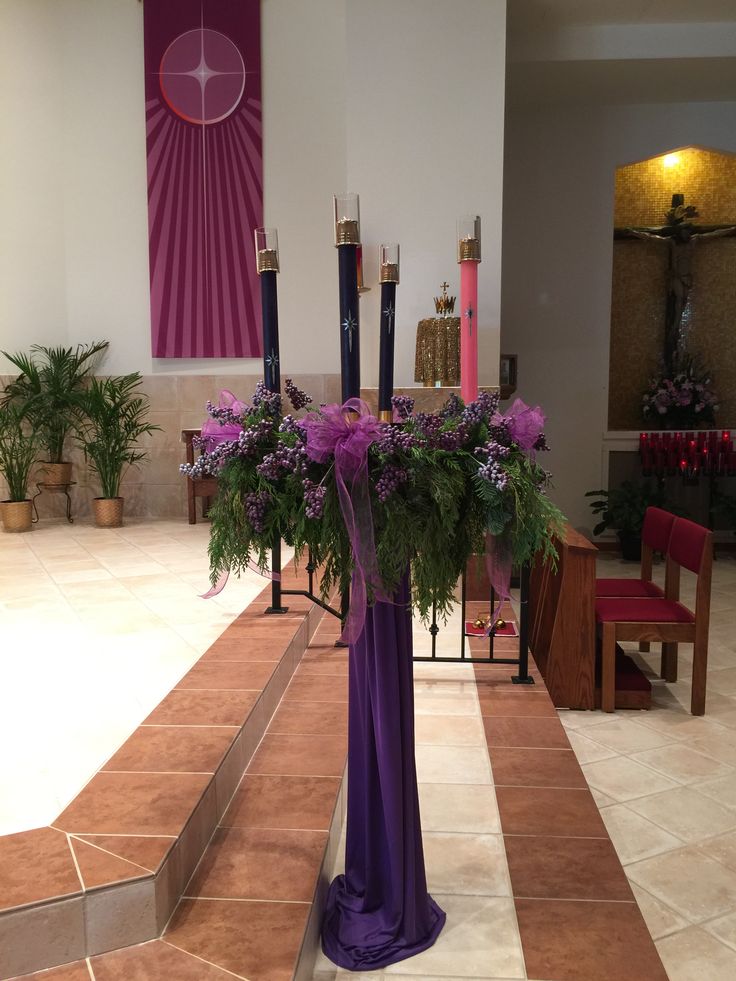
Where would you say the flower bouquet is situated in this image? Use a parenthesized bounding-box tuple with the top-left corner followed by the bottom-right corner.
(182, 381, 565, 632)
(642, 357, 718, 429)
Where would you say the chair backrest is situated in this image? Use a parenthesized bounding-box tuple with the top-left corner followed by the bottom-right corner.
(669, 517, 711, 575)
(642, 507, 676, 555)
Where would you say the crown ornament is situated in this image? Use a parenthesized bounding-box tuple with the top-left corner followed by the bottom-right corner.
(433, 281, 456, 316)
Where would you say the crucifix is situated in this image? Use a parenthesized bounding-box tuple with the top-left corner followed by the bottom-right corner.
(615, 194, 736, 371)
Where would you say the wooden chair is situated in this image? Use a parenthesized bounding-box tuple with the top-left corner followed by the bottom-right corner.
(181, 429, 218, 524)
(596, 517, 713, 716)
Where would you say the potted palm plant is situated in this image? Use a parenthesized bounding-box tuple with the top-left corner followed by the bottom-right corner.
(1, 341, 108, 486)
(0, 403, 42, 532)
(76, 373, 160, 528)
(585, 480, 668, 560)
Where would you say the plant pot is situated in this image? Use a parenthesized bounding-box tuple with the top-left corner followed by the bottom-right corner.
(92, 497, 124, 528)
(618, 531, 642, 562)
(1, 500, 33, 533)
(40, 461, 72, 486)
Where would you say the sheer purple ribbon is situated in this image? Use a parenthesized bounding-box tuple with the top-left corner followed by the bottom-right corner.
(492, 398, 545, 453)
(303, 398, 387, 643)
(483, 531, 512, 632)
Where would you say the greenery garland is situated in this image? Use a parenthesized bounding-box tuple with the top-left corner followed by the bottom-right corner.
(182, 383, 566, 623)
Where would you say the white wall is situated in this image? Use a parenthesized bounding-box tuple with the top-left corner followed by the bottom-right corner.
(0, 0, 504, 388)
(502, 100, 736, 533)
(346, 0, 506, 388)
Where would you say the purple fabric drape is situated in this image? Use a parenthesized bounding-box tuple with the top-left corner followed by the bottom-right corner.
(321, 573, 446, 970)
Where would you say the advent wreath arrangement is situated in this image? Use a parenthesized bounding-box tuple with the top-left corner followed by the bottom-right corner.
(181, 382, 565, 634)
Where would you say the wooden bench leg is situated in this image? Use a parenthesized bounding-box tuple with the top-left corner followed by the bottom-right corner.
(187, 478, 196, 524)
(602, 622, 616, 713)
(639, 641, 650, 653)
(661, 642, 678, 683)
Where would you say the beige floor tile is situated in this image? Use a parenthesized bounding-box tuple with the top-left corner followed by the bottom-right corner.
(657, 926, 736, 981)
(630, 745, 734, 785)
(590, 788, 616, 808)
(422, 833, 510, 897)
(636, 711, 731, 741)
(627, 786, 736, 843)
(557, 709, 615, 731)
(418, 784, 501, 834)
(416, 746, 491, 785)
(627, 846, 736, 922)
(631, 883, 689, 940)
(689, 730, 736, 767)
(383, 894, 524, 978)
(565, 729, 617, 764)
(699, 830, 736, 872)
(414, 714, 485, 747)
(414, 693, 481, 717)
(601, 804, 683, 865)
(705, 668, 736, 697)
(705, 909, 736, 953)
(581, 756, 679, 803)
(577, 718, 673, 754)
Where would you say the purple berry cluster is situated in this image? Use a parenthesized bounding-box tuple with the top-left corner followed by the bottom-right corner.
(244, 491, 270, 533)
(375, 464, 408, 503)
(285, 378, 313, 411)
(433, 422, 470, 451)
(179, 438, 239, 478)
(391, 395, 415, 420)
(205, 400, 246, 426)
(461, 391, 500, 426)
(534, 431, 549, 452)
(279, 414, 307, 438)
(251, 381, 282, 416)
(302, 478, 326, 519)
(440, 393, 463, 419)
(476, 438, 511, 491)
(256, 442, 308, 480)
(375, 424, 419, 455)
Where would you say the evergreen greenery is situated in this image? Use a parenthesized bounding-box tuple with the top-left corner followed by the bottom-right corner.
(0, 403, 42, 502)
(188, 386, 566, 623)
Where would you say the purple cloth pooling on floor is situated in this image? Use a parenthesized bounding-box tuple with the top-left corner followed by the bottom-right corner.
(321, 572, 446, 970)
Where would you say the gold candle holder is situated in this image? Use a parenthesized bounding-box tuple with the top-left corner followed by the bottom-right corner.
(379, 243, 400, 284)
(457, 215, 482, 263)
(334, 193, 361, 246)
(254, 228, 280, 273)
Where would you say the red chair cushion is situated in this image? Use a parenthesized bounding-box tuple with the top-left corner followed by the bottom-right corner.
(642, 507, 676, 554)
(596, 578, 664, 598)
(669, 517, 709, 575)
(596, 598, 694, 624)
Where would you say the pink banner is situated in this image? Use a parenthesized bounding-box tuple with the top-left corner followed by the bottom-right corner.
(144, 0, 263, 358)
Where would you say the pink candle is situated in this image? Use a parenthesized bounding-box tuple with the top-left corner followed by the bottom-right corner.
(458, 215, 481, 403)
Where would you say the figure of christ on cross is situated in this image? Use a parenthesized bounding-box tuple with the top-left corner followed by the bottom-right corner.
(619, 194, 736, 371)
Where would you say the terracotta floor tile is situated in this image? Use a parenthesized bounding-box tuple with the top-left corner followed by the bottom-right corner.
(497, 786, 607, 837)
(185, 826, 327, 901)
(10, 961, 91, 981)
(199, 636, 288, 661)
(91, 939, 236, 979)
(222, 774, 341, 830)
(505, 834, 633, 901)
(144, 689, 260, 726)
(165, 897, 309, 981)
(102, 725, 238, 773)
(249, 734, 347, 777)
(483, 716, 570, 749)
(54, 771, 210, 836)
(477, 691, 557, 717)
(0, 827, 80, 911)
(268, 700, 348, 736)
(490, 747, 588, 788)
(69, 838, 149, 889)
(515, 898, 668, 981)
(177, 660, 276, 691)
(294, 659, 349, 678)
(300, 644, 349, 664)
(283, 675, 348, 702)
(74, 835, 173, 873)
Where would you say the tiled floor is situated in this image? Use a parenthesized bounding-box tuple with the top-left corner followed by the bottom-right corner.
(0, 519, 284, 834)
(562, 551, 736, 981)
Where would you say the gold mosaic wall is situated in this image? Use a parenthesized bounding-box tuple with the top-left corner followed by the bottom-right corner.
(609, 147, 736, 430)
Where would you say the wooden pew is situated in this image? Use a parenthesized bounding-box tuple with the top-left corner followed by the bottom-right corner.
(181, 429, 218, 524)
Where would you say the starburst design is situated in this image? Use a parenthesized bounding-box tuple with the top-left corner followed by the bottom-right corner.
(464, 305, 474, 337)
(382, 301, 395, 335)
(342, 311, 358, 352)
(265, 350, 279, 385)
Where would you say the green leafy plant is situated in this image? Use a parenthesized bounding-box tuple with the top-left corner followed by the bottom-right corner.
(713, 491, 736, 535)
(75, 373, 160, 499)
(0, 403, 42, 501)
(585, 480, 667, 537)
(1, 342, 109, 462)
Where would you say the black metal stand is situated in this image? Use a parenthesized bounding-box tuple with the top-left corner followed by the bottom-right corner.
(31, 482, 75, 524)
(512, 562, 534, 684)
(280, 551, 343, 620)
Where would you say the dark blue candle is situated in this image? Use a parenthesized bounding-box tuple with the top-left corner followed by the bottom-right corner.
(334, 194, 361, 402)
(378, 243, 400, 416)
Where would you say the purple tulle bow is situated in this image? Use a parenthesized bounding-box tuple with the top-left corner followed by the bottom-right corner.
(200, 389, 248, 447)
(493, 398, 546, 453)
(303, 398, 387, 643)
